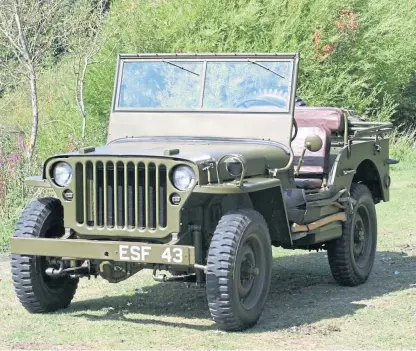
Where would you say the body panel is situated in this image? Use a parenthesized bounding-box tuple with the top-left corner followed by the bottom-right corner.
(108, 111, 295, 146)
(329, 139, 389, 201)
(82, 138, 290, 167)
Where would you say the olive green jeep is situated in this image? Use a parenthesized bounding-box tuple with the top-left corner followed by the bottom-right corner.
(10, 53, 397, 331)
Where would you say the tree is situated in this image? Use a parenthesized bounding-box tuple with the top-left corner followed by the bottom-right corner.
(394, 71, 416, 131)
(0, 0, 72, 159)
(71, 0, 112, 139)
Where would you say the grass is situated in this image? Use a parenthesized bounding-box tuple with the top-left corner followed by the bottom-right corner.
(0, 164, 415, 350)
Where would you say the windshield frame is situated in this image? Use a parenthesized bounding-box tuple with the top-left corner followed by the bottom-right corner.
(112, 53, 299, 114)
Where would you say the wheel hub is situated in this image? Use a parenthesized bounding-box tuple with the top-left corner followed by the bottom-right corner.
(353, 217, 365, 255)
(352, 207, 372, 268)
(238, 246, 256, 298)
(235, 234, 268, 311)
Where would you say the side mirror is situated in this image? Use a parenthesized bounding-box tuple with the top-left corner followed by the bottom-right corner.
(294, 134, 324, 176)
(304, 134, 323, 153)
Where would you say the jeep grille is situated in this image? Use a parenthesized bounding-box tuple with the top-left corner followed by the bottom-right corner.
(75, 160, 167, 230)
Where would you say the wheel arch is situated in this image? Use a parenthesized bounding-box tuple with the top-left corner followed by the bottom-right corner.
(248, 186, 292, 247)
(194, 181, 292, 247)
(352, 159, 384, 204)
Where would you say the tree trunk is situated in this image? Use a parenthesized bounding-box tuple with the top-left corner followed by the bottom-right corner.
(27, 64, 38, 160)
(14, 12, 38, 160)
(77, 57, 88, 140)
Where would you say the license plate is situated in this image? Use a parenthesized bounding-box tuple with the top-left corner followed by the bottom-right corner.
(118, 244, 189, 265)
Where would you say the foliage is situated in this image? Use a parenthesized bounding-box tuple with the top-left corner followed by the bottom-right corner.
(0, 0, 110, 158)
(389, 129, 416, 169)
(393, 72, 416, 130)
(85, 0, 416, 127)
(0, 131, 46, 251)
(1, 0, 416, 250)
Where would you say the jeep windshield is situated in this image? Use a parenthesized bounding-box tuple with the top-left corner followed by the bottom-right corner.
(115, 58, 295, 111)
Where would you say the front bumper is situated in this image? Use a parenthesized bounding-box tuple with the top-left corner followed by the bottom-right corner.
(11, 237, 195, 266)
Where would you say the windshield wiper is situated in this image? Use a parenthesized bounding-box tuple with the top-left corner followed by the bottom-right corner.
(163, 60, 200, 76)
(248, 59, 286, 80)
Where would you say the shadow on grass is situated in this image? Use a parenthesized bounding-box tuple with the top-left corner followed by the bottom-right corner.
(68, 250, 415, 332)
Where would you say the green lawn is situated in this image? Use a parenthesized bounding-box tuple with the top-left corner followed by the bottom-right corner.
(0, 166, 415, 350)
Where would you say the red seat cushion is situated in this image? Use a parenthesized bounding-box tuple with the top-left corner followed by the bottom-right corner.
(292, 126, 331, 175)
(295, 178, 323, 190)
(294, 107, 344, 133)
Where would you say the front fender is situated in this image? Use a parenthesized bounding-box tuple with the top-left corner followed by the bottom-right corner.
(25, 176, 52, 188)
(193, 177, 292, 247)
(249, 184, 292, 248)
(194, 177, 281, 194)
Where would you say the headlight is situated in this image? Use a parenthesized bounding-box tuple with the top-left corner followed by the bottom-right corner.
(225, 157, 243, 177)
(172, 165, 195, 191)
(53, 162, 73, 187)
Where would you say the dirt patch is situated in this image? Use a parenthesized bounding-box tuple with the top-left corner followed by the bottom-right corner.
(10, 342, 95, 350)
(286, 323, 342, 336)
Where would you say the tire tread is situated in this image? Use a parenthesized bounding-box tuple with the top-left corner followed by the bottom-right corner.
(327, 184, 377, 286)
(206, 209, 271, 331)
(11, 197, 78, 313)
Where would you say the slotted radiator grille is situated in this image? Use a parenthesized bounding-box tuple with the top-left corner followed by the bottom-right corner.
(75, 161, 167, 230)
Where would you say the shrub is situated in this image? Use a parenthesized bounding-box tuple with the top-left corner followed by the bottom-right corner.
(0, 132, 46, 251)
(389, 129, 416, 169)
(85, 0, 416, 130)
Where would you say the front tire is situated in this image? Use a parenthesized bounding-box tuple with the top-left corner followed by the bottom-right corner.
(206, 209, 272, 331)
(11, 197, 78, 313)
(327, 184, 377, 286)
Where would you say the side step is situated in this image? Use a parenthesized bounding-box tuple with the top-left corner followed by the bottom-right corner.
(291, 212, 347, 233)
(291, 221, 343, 245)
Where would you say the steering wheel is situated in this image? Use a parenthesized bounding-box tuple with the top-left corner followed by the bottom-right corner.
(291, 118, 298, 142)
(235, 95, 298, 141)
(235, 95, 287, 109)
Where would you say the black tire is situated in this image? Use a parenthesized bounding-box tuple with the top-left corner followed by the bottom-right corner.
(11, 197, 78, 313)
(327, 184, 377, 286)
(206, 209, 272, 331)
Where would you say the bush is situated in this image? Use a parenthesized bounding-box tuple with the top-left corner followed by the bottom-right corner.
(389, 129, 416, 169)
(85, 0, 416, 129)
(0, 133, 46, 251)
(394, 72, 416, 131)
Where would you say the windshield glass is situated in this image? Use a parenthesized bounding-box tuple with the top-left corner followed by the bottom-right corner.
(117, 59, 294, 111)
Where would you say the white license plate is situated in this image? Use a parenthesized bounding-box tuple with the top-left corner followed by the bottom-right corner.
(118, 244, 187, 264)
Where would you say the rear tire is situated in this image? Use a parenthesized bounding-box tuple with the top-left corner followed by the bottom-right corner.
(327, 184, 377, 286)
(11, 197, 78, 313)
(206, 209, 272, 331)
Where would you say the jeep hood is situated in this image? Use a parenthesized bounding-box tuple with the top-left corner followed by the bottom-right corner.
(54, 137, 291, 178)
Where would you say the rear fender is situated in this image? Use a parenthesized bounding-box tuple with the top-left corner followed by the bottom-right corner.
(329, 139, 389, 203)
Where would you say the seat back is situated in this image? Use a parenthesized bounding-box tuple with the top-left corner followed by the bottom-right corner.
(294, 107, 344, 133)
(292, 126, 331, 175)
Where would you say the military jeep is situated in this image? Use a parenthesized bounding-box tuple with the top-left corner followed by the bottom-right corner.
(10, 53, 397, 331)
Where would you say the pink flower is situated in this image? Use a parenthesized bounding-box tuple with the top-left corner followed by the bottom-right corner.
(17, 133, 26, 151)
